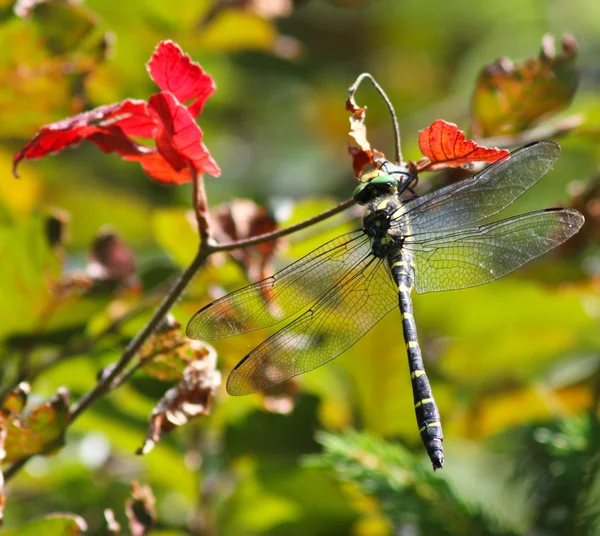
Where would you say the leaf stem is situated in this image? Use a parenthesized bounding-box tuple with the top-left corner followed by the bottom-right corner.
(348, 73, 402, 164)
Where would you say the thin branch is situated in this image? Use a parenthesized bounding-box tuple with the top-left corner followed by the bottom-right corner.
(192, 169, 212, 245)
(210, 198, 355, 253)
(348, 73, 402, 163)
(4, 192, 356, 483)
(68, 251, 208, 422)
(4, 251, 208, 483)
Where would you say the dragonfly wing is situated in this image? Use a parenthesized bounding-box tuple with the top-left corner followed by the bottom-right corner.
(404, 208, 584, 294)
(187, 230, 371, 340)
(392, 141, 560, 234)
(227, 256, 398, 395)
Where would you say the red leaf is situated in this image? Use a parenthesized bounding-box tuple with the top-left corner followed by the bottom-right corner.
(147, 40, 216, 118)
(13, 99, 155, 177)
(418, 120, 509, 170)
(148, 91, 220, 177)
(124, 153, 194, 185)
(13, 41, 221, 186)
(104, 100, 156, 138)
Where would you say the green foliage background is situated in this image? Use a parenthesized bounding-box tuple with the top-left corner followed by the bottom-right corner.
(1, 0, 600, 534)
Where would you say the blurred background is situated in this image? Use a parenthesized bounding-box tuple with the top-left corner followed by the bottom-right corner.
(2, 0, 600, 534)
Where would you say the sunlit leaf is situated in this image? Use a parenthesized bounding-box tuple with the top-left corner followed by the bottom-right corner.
(147, 91, 220, 179)
(0, 386, 70, 464)
(146, 41, 215, 118)
(0, 213, 61, 340)
(12, 100, 154, 177)
(14, 40, 220, 184)
(471, 35, 580, 137)
(417, 119, 509, 171)
(197, 9, 301, 59)
(140, 319, 216, 382)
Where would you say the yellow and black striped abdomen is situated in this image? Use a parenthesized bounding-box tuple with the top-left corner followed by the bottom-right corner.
(389, 250, 444, 470)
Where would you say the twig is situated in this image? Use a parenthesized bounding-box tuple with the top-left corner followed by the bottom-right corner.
(210, 198, 355, 253)
(68, 251, 208, 422)
(192, 169, 212, 245)
(4, 188, 355, 482)
(348, 73, 402, 164)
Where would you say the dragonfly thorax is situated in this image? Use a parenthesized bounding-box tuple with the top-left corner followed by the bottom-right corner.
(363, 193, 404, 258)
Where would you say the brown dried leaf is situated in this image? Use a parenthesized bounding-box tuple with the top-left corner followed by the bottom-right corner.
(565, 173, 600, 252)
(347, 105, 374, 178)
(125, 482, 156, 536)
(471, 34, 579, 137)
(262, 380, 299, 415)
(87, 228, 140, 292)
(212, 199, 279, 283)
(137, 349, 221, 454)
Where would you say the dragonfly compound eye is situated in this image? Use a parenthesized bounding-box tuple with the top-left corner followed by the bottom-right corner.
(353, 173, 398, 205)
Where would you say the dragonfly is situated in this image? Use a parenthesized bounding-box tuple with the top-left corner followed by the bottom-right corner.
(187, 140, 584, 470)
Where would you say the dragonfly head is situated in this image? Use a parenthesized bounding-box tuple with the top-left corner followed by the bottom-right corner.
(353, 165, 414, 205)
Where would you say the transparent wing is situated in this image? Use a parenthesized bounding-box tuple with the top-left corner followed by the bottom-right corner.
(227, 256, 398, 395)
(403, 208, 584, 294)
(187, 230, 372, 340)
(392, 141, 560, 234)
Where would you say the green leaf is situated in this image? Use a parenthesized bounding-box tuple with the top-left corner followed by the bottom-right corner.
(1, 387, 70, 463)
(0, 213, 61, 340)
(0, 514, 87, 535)
(31, 2, 97, 56)
(152, 209, 198, 266)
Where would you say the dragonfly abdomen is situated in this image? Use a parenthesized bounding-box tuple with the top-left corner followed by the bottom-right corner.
(390, 250, 444, 470)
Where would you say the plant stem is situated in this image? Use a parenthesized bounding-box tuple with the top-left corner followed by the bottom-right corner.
(4, 250, 208, 483)
(210, 198, 355, 253)
(3, 193, 355, 483)
(69, 250, 208, 422)
(192, 170, 212, 245)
